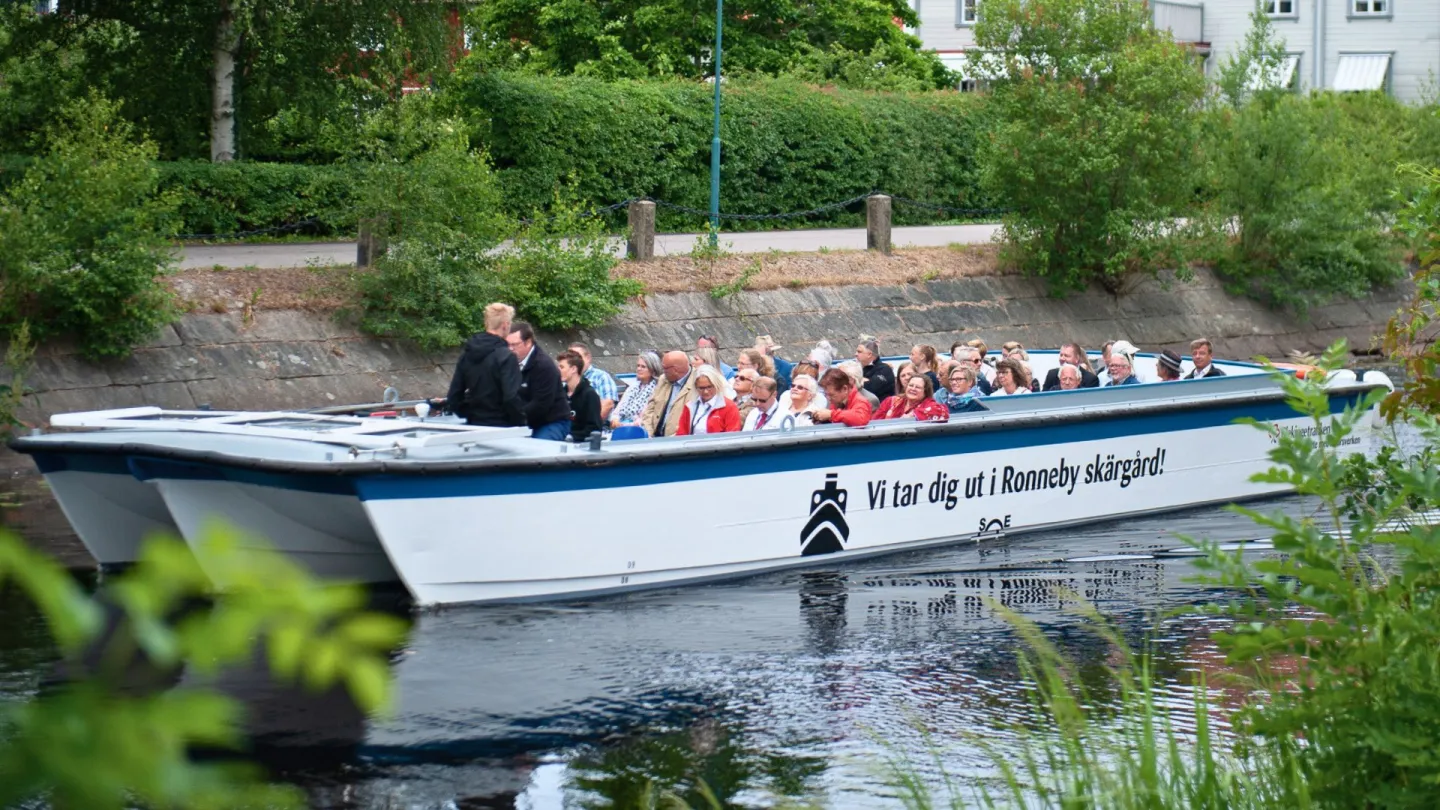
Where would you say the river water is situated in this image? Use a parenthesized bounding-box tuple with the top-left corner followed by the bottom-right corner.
(0, 493, 1328, 809)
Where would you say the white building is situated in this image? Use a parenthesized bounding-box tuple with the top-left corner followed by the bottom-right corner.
(915, 0, 1440, 103)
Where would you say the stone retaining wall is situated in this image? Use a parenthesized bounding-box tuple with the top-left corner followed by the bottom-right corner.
(6, 267, 1407, 427)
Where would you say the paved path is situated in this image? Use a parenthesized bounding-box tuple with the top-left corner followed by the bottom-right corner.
(177, 223, 1002, 269)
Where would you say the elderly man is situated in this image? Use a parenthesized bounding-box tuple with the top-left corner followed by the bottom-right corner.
(1043, 343, 1100, 391)
(1105, 352, 1140, 386)
(568, 342, 617, 421)
(742, 377, 781, 430)
(1156, 349, 1183, 382)
(640, 350, 697, 438)
(506, 321, 572, 440)
(1185, 338, 1226, 379)
(1058, 363, 1084, 390)
(952, 346, 994, 395)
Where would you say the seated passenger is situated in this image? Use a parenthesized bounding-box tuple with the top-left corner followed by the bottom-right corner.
(1057, 363, 1084, 390)
(837, 360, 881, 410)
(733, 368, 759, 422)
(991, 358, 1032, 396)
(966, 339, 997, 387)
(743, 377, 781, 430)
(780, 374, 822, 427)
(909, 344, 942, 392)
(939, 365, 987, 413)
(676, 364, 742, 435)
(696, 335, 735, 379)
(1155, 349, 1182, 382)
(877, 373, 950, 422)
(813, 368, 873, 427)
(556, 350, 603, 442)
(808, 340, 837, 372)
(737, 348, 776, 381)
(1044, 343, 1100, 390)
(856, 339, 895, 403)
(611, 350, 662, 428)
(951, 347, 993, 395)
(1185, 338, 1226, 379)
(1106, 352, 1140, 386)
(754, 335, 792, 390)
(1110, 340, 1142, 382)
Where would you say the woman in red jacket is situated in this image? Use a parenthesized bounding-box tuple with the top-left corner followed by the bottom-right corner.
(813, 368, 873, 427)
(876, 374, 950, 423)
(676, 365, 742, 435)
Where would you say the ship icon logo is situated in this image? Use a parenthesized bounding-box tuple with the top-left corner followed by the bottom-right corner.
(801, 473, 849, 556)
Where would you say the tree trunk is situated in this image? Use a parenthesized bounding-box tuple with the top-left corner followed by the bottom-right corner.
(210, 0, 238, 162)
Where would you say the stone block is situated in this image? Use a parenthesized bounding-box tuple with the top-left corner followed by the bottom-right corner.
(244, 310, 337, 343)
(139, 324, 184, 349)
(106, 347, 213, 386)
(140, 382, 198, 410)
(175, 313, 247, 346)
(27, 355, 112, 392)
(36, 386, 146, 417)
(837, 285, 925, 311)
(196, 343, 348, 380)
(925, 277, 1002, 306)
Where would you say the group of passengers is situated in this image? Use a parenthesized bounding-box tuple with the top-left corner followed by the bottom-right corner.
(442, 302, 1228, 442)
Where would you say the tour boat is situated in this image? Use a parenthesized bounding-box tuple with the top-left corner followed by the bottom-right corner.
(8, 352, 1388, 605)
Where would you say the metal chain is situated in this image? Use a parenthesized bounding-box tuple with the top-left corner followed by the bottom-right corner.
(176, 216, 325, 241)
(174, 193, 1006, 240)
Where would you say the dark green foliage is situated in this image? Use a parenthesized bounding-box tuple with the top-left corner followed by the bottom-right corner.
(0, 94, 176, 359)
(499, 203, 642, 331)
(160, 160, 359, 238)
(464, 0, 927, 83)
(974, 0, 1208, 294)
(448, 71, 996, 231)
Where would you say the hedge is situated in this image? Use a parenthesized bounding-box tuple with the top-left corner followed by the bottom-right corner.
(450, 72, 999, 230)
(156, 160, 360, 239)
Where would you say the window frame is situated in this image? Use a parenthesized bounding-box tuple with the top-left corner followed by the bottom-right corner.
(1349, 0, 1392, 18)
(956, 0, 978, 27)
(1263, 0, 1298, 19)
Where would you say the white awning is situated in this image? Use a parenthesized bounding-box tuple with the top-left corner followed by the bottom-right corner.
(1247, 54, 1299, 91)
(1332, 53, 1391, 92)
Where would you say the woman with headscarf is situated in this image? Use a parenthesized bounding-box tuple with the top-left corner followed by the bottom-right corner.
(610, 351, 663, 428)
(676, 364, 741, 435)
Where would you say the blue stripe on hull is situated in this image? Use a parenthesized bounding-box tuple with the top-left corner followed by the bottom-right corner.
(357, 395, 1360, 501)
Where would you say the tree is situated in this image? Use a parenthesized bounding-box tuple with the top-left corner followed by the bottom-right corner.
(1204, 8, 1403, 313)
(464, 0, 941, 86)
(35, 1, 460, 161)
(973, 0, 1208, 293)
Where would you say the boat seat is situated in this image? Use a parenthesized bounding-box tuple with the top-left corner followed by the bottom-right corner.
(610, 425, 649, 441)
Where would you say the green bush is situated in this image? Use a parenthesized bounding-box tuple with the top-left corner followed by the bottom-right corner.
(447, 71, 998, 231)
(158, 160, 359, 239)
(499, 202, 643, 331)
(1205, 11, 1406, 313)
(0, 94, 176, 360)
(974, 0, 1209, 295)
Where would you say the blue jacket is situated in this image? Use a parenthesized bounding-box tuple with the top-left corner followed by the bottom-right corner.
(1108, 375, 1140, 386)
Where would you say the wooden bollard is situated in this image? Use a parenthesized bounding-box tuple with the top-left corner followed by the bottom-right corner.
(866, 194, 892, 256)
(627, 200, 656, 261)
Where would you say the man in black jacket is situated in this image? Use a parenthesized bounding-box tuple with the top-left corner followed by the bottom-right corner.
(444, 303, 526, 427)
(557, 350, 603, 442)
(856, 339, 896, 402)
(1042, 342, 1100, 391)
(506, 321, 572, 440)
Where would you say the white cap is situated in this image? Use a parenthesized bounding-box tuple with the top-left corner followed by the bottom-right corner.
(1110, 339, 1139, 359)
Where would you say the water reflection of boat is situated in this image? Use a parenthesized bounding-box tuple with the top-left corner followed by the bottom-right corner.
(11, 354, 1382, 604)
(203, 508, 1282, 807)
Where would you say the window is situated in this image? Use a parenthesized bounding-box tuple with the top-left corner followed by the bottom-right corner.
(1264, 0, 1296, 16)
(1352, 0, 1388, 14)
(957, 0, 977, 26)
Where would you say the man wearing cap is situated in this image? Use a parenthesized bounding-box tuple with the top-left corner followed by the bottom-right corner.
(1042, 343, 1099, 391)
(1105, 352, 1140, 386)
(1155, 350, 1183, 382)
(1184, 338, 1226, 379)
(755, 335, 793, 391)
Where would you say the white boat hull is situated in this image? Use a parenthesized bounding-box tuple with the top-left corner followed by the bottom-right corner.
(357, 402, 1359, 606)
(41, 468, 177, 567)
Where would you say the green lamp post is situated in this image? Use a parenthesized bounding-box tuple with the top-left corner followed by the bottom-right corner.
(708, 0, 723, 246)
